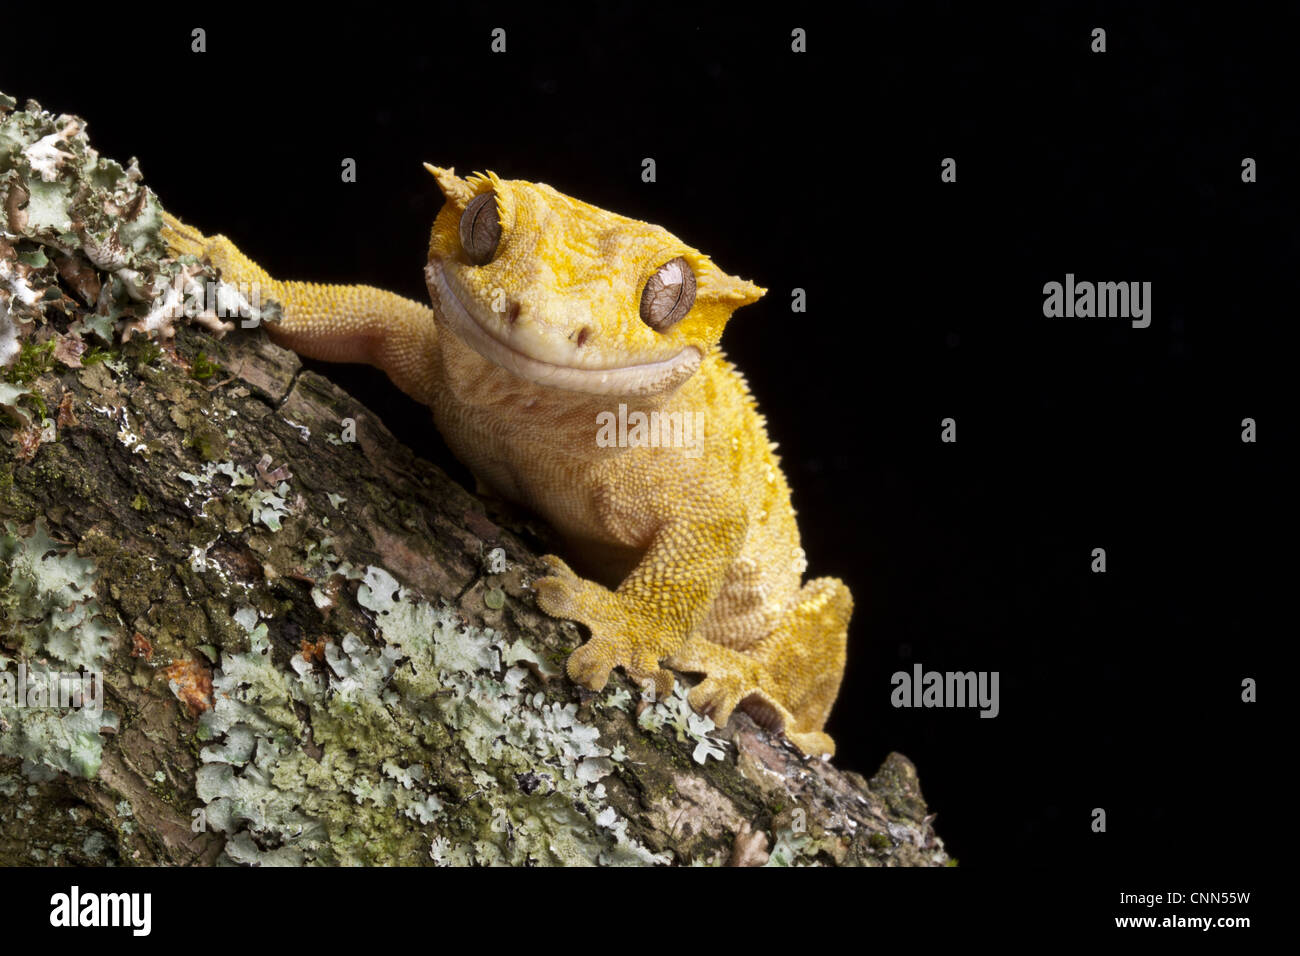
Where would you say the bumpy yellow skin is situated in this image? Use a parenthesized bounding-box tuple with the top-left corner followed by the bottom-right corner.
(162, 167, 852, 755)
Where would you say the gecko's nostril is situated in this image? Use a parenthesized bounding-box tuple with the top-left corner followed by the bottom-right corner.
(506, 301, 521, 325)
(575, 327, 590, 347)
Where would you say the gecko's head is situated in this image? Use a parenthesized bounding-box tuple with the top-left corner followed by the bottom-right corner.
(422, 165, 764, 397)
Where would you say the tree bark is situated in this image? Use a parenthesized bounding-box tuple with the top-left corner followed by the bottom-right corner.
(0, 92, 949, 867)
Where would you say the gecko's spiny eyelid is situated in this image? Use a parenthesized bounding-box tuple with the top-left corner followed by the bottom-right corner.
(460, 191, 501, 265)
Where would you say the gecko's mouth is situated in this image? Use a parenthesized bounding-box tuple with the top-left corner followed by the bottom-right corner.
(425, 259, 701, 396)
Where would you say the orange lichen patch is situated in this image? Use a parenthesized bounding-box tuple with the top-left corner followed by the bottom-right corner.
(55, 252, 101, 305)
(53, 332, 86, 368)
(14, 422, 43, 462)
(131, 632, 154, 661)
(56, 391, 78, 428)
(164, 659, 213, 716)
(300, 637, 327, 663)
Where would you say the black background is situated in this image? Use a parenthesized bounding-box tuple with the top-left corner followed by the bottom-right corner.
(2, 1, 1287, 874)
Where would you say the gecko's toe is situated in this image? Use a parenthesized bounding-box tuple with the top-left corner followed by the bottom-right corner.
(566, 633, 675, 701)
(533, 574, 578, 619)
(533, 553, 593, 620)
(632, 664, 675, 703)
(688, 676, 745, 727)
(565, 638, 615, 691)
(160, 212, 209, 258)
(784, 730, 836, 758)
(538, 553, 576, 576)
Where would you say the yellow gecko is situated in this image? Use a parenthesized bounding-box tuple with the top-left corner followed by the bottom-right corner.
(162, 166, 852, 755)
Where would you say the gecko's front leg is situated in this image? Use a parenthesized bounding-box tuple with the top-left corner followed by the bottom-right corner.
(535, 502, 748, 701)
(161, 212, 442, 407)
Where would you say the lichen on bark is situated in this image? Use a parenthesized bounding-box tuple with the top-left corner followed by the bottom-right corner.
(0, 91, 949, 866)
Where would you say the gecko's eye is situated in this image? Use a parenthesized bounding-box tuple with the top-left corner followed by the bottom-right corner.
(459, 191, 501, 265)
(639, 257, 696, 332)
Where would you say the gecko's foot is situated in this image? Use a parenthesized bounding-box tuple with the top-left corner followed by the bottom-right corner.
(691, 673, 833, 757)
(534, 554, 675, 699)
(668, 640, 802, 745)
(678, 656, 764, 729)
(675, 647, 834, 755)
(159, 214, 255, 289)
(160, 212, 211, 259)
(666, 577, 851, 757)
(687, 674, 748, 727)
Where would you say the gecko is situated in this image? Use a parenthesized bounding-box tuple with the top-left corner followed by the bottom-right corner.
(162, 166, 852, 756)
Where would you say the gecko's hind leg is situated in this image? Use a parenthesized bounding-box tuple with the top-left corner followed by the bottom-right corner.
(668, 577, 851, 756)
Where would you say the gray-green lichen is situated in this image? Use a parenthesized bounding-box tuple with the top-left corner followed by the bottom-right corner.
(0, 88, 948, 868)
(193, 558, 672, 865)
(0, 520, 119, 779)
(0, 91, 270, 391)
(636, 682, 728, 765)
(178, 458, 293, 532)
(763, 827, 814, 867)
